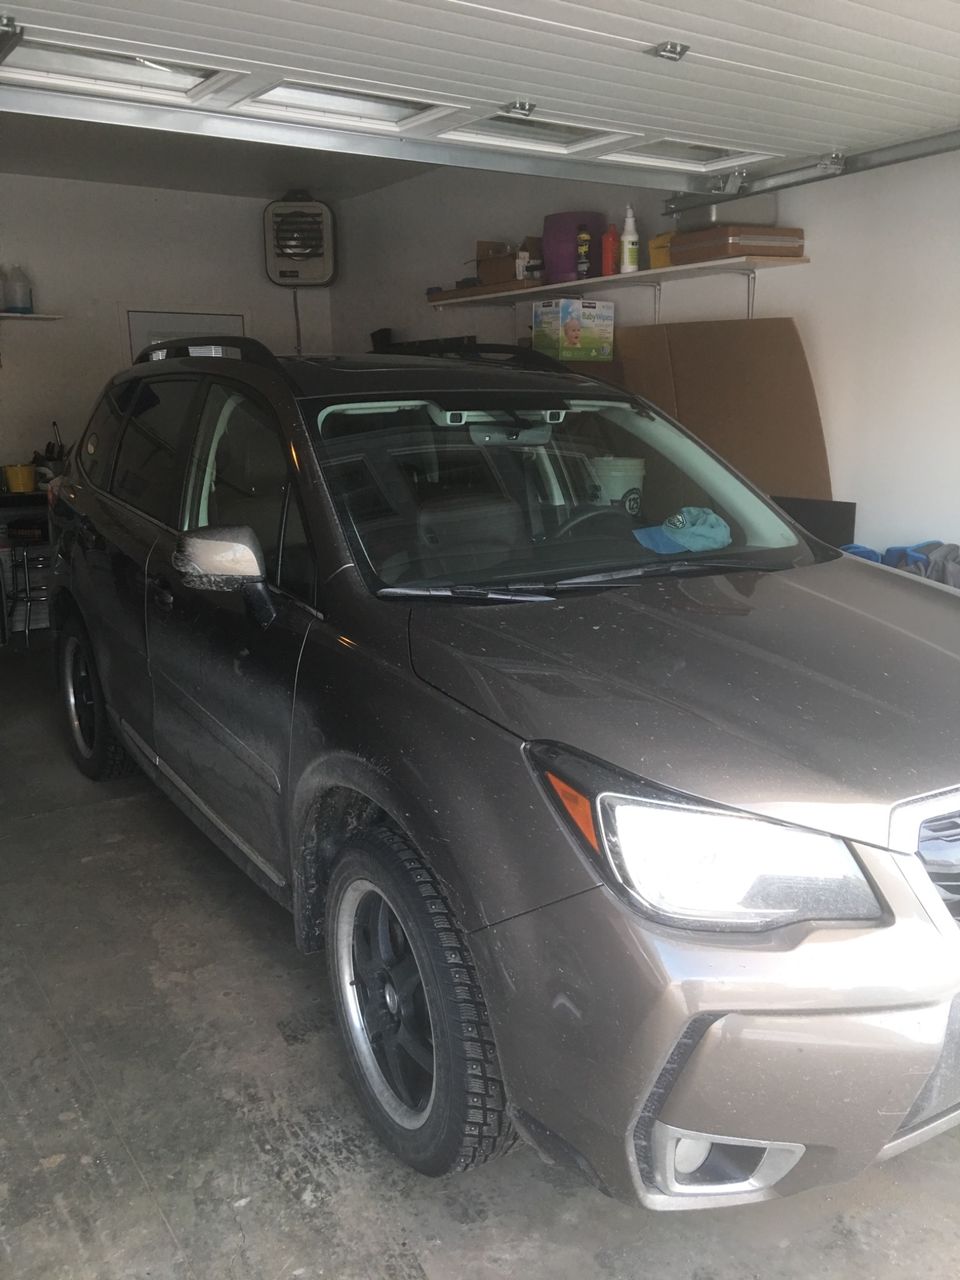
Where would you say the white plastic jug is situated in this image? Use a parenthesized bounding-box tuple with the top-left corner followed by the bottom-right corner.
(5, 265, 34, 314)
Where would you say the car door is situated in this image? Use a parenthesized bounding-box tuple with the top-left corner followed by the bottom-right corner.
(146, 376, 317, 886)
(67, 374, 201, 749)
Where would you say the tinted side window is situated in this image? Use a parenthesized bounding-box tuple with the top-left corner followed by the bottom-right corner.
(80, 382, 137, 489)
(188, 383, 289, 579)
(278, 493, 316, 605)
(112, 378, 198, 523)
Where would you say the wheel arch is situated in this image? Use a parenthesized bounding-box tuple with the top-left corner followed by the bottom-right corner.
(289, 752, 474, 954)
(50, 583, 83, 636)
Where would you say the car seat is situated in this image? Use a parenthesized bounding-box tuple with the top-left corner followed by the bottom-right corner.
(207, 420, 287, 572)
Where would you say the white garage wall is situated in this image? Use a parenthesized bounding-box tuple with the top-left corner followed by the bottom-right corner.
(332, 169, 664, 351)
(335, 152, 960, 550)
(0, 173, 332, 462)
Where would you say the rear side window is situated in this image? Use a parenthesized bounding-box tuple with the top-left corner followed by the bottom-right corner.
(80, 382, 137, 489)
(112, 378, 198, 524)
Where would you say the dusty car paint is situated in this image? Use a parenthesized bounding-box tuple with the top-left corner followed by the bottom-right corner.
(409, 554, 960, 849)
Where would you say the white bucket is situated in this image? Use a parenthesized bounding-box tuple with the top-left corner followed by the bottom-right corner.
(590, 456, 646, 507)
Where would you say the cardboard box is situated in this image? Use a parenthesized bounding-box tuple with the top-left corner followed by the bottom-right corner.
(476, 241, 515, 286)
(648, 231, 675, 269)
(532, 298, 614, 362)
(475, 237, 543, 287)
(571, 318, 831, 500)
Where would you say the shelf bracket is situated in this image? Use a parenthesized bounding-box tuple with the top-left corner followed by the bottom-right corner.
(743, 270, 757, 320)
(616, 278, 661, 323)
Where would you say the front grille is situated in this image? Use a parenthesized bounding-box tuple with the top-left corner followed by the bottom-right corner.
(918, 812, 960, 922)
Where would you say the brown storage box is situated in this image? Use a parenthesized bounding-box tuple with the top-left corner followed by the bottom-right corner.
(476, 241, 515, 286)
(476, 237, 543, 286)
(669, 225, 804, 265)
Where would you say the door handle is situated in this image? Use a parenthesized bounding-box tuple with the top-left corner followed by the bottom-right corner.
(148, 576, 174, 610)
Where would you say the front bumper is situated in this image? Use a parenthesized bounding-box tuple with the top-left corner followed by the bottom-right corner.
(473, 840, 960, 1210)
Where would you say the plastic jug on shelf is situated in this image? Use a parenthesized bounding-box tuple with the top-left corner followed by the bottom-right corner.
(620, 206, 639, 274)
(5, 265, 34, 314)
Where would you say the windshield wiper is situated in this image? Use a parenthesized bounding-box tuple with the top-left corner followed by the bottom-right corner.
(531, 558, 788, 589)
(377, 584, 555, 602)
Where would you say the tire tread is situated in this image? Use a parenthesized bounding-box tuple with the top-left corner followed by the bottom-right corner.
(366, 828, 518, 1171)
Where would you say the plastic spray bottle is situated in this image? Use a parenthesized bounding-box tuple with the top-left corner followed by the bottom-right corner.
(601, 223, 620, 276)
(576, 224, 592, 277)
(620, 205, 639, 274)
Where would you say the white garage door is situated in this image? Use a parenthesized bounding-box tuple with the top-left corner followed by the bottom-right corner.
(1, 2, 959, 195)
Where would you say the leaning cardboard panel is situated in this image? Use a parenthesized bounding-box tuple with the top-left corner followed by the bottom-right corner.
(577, 318, 831, 500)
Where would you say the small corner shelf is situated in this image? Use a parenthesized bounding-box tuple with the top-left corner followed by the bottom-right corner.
(0, 312, 62, 321)
(428, 255, 808, 322)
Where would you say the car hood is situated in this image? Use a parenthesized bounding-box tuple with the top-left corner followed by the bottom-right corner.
(409, 556, 960, 851)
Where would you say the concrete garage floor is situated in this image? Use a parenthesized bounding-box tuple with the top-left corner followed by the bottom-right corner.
(2, 639, 960, 1280)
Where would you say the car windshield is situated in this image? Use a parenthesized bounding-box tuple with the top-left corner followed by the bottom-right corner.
(307, 393, 828, 590)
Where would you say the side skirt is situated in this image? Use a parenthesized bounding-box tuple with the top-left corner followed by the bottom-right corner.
(118, 716, 293, 914)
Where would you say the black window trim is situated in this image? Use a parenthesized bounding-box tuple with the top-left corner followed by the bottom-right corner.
(106, 372, 206, 529)
(76, 376, 139, 494)
(275, 484, 318, 610)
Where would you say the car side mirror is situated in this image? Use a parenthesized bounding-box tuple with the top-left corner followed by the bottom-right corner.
(172, 526, 276, 627)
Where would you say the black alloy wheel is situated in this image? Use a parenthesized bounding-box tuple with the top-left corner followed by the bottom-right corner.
(326, 827, 516, 1175)
(59, 614, 137, 780)
(345, 881, 436, 1125)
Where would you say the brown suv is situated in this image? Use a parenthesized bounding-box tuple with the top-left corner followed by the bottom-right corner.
(50, 336, 960, 1211)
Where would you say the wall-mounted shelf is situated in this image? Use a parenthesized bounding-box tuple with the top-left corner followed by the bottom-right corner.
(0, 313, 62, 321)
(428, 255, 808, 321)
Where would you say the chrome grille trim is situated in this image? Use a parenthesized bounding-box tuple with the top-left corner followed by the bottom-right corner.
(889, 787, 960, 854)
(919, 811, 960, 922)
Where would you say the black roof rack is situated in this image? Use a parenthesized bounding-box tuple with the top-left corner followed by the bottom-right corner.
(369, 332, 570, 374)
(133, 335, 283, 374)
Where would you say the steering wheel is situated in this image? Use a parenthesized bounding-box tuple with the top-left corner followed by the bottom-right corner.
(552, 506, 635, 540)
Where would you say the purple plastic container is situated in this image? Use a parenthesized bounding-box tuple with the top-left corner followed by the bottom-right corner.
(542, 211, 607, 283)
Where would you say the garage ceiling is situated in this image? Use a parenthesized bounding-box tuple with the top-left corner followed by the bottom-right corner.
(2, 1, 960, 194)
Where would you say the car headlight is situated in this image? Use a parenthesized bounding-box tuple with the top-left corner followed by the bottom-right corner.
(530, 744, 882, 932)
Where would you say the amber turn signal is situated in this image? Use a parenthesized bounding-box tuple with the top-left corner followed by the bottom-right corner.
(545, 771, 600, 853)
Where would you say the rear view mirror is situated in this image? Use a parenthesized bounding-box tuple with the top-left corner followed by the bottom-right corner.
(172, 526, 276, 628)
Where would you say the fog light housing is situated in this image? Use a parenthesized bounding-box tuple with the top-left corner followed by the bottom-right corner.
(652, 1122, 805, 1198)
